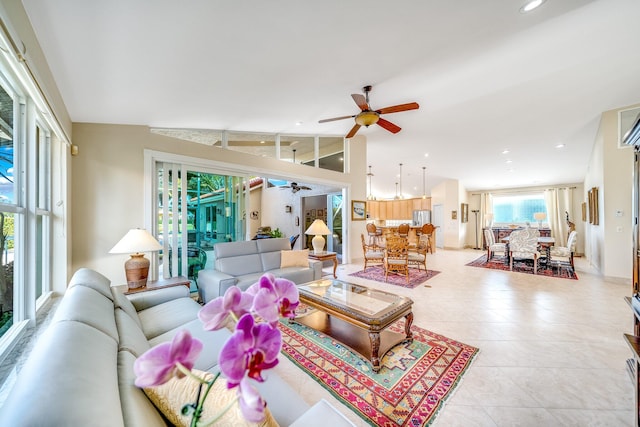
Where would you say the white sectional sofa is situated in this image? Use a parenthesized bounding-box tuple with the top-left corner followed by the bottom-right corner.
(197, 238, 322, 303)
(0, 268, 353, 426)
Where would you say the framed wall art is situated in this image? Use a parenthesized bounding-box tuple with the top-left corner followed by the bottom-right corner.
(461, 203, 469, 223)
(351, 200, 366, 221)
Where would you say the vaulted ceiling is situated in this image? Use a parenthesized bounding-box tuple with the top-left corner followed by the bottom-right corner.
(21, 0, 640, 197)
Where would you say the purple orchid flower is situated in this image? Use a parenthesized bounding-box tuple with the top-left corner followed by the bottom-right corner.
(236, 377, 267, 423)
(218, 313, 282, 387)
(133, 329, 203, 388)
(199, 286, 254, 331)
(247, 274, 300, 324)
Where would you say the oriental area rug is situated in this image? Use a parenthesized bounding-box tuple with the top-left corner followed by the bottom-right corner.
(466, 255, 578, 280)
(278, 316, 478, 426)
(348, 266, 440, 289)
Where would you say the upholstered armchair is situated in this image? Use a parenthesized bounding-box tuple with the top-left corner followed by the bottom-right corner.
(509, 228, 541, 274)
(384, 236, 409, 283)
(550, 230, 577, 273)
(484, 228, 506, 261)
(361, 234, 384, 271)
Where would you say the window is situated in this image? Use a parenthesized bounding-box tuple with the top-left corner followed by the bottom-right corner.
(492, 193, 547, 225)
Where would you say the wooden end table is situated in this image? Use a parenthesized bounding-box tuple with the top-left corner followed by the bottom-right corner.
(307, 251, 338, 278)
(122, 276, 190, 295)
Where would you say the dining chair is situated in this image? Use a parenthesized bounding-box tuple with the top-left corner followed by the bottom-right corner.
(397, 223, 410, 238)
(408, 237, 428, 271)
(509, 228, 540, 274)
(419, 223, 435, 253)
(484, 228, 506, 262)
(384, 236, 409, 283)
(366, 222, 382, 246)
(549, 230, 577, 274)
(360, 234, 385, 271)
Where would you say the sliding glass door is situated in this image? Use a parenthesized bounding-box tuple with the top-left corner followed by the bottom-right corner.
(154, 162, 246, 287)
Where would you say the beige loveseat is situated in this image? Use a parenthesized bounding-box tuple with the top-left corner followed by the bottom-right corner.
(197, 238, 322, 303)
(0, 268, 353, 426)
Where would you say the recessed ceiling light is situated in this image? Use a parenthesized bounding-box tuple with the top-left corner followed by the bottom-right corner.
(339, 157, 343, 162)
(555, 143, 565, 149)
(295, 121, 303, 126)
(502, 149, 510, 154)
(520, 0, 546, 13)
(506, 159, 512, 164)
(424, 153, 429, 157)
(260, 141, 265, 144)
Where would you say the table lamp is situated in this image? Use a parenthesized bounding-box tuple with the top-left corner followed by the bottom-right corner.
(305, 219, 331, 254)
(533, 212, 547, 228)
(109, 228, 163, 289)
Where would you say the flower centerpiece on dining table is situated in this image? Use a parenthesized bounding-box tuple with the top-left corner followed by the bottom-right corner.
(133, 273, 299, 426)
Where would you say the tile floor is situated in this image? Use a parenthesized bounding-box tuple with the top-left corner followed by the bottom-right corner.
(0, 248, 634, 426)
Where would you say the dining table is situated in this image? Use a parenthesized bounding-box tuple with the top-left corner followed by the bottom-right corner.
(501, 235, 555, 266)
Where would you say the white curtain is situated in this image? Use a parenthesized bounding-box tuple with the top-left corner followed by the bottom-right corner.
(544, 187, 573, 246)
(480, 192, 493, 228)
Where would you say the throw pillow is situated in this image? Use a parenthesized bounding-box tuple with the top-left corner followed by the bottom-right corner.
(143, 369, 278, 427)
(280, 249, 309, 268)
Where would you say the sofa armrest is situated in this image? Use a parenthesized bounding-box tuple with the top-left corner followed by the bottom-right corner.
(308, 259, 323, 280)
(127, 286, 190, 312)
(197, 269, 238, 303)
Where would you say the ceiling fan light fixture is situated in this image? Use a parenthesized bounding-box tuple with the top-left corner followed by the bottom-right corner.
(355, 111, 379, 127)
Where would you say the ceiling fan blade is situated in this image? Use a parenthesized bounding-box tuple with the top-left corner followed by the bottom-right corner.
(318, 114, 355, 123)
(346, 123, 361, 139)
(351, 94, 369, 111)
(376, 102, 420, 115)
(377, 118, 401, 134)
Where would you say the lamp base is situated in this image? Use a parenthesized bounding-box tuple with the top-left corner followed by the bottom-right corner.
(125, 253, 150, 289)
(311, 234, 326, 254)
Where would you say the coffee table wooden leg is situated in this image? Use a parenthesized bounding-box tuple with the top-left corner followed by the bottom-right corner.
(404, 312, 414, 340)
(369, 331, 381, 372)
(332, 256, 337, 278)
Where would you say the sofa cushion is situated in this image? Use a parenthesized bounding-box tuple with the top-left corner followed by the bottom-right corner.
(280, 250, 309, 268)
(143, 369, 278, 427)
(118, 350, 168, 427)
(0, 321, 125, 427)
(257, 238, 291, 270)
(115, 308, 150, 357)
(215, 240, 258, 258)
(235, 272, 268, 290)
(216, 253, 263, 276)
(112, 289, 143, 328)
(267, 267, 315, 285)
(137, 298, 201, 340)
(53, 284, 119, 342)
(68, 267, 114, 301)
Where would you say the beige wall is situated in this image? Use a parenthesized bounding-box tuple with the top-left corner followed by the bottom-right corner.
(71, 123, 366, 285)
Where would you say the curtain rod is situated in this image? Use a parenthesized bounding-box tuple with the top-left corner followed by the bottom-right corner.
(471, 186, 577, 196)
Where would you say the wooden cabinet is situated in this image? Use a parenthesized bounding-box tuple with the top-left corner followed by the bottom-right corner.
(365, 198, 431, 221)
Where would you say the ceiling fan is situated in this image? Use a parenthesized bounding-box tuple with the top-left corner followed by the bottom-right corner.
(319, 85, 419, 138)
(280, 182, 312, 193)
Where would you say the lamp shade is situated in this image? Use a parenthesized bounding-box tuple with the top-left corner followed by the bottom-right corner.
(109, 228, 163, 254)
(109, 229, 162, 290)
(533, 212, 547, 221)
(305, 219, 331, 254)
(305, 219, 331, 236)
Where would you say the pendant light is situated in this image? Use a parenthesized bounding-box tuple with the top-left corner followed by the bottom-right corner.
(367, 165, 375, 200)
(422, 166, 427, 199)
(394, 182, 399, 200)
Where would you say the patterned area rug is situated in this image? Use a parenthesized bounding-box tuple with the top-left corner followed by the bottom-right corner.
(466, 255, 578, 280)
(348, 266, 441, 288)
(278, 315, 478, 426)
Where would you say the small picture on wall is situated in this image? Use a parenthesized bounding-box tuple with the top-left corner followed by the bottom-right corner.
(306, 210, 311, 217)
(310, 209, 316, 217)
(317, 208, 324, 217)
(461, 203, 469, 223)
(581, 202, 587, 222)
(452, 210, 457, 220)
(295, 216, 300, 226)
(351, 200, 366, 221)
(250, 211, 259, 220)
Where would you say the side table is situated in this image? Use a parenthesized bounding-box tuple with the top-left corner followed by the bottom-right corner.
(121, 276, 191, 295)
(308, 251, 338, 278)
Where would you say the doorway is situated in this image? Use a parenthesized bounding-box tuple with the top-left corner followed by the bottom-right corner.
(433, 204, 444, 249)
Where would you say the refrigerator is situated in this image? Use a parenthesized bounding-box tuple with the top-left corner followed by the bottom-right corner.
(412, 210, 431, 226)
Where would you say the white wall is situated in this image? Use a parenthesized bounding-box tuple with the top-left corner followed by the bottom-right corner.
(71, 124, 366, 285)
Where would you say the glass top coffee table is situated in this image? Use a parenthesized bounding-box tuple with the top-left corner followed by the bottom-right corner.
(295, 279, 414, 372)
